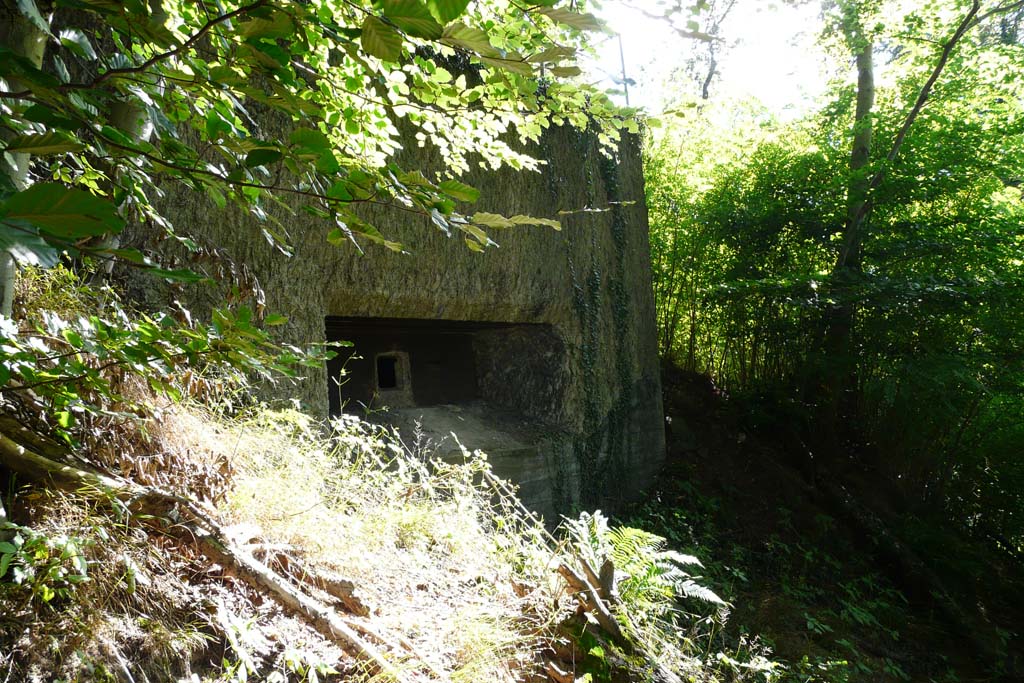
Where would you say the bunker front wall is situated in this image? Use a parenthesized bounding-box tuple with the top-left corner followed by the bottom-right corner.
(127, 125, 664, 516)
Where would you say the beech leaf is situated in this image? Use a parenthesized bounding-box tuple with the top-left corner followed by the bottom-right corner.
(361, 16, 403, 62)
(0, 184, 124, 239)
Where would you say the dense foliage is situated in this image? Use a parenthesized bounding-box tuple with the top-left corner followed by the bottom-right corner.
(0, 0, 633, 262)
(0, 0, 646, 445)
(647, 0, 1024, 593)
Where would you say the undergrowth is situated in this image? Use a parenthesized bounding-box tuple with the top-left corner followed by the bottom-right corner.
(3, 400, 773, 682)
(622, 491, 909, 683)
(1, 265, 787, 683)
(1, 488, 211, 681)
(211, 406, 558, 682)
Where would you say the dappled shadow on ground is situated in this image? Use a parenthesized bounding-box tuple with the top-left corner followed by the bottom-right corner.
(619, 361, 1010, 683)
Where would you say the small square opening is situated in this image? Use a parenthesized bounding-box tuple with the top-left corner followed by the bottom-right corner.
(376, 355, 399, 389)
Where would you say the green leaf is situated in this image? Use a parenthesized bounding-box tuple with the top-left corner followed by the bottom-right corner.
(0, 221, 60, 267)
(527, 46, 576, 63)
(205, 109, 233, 140)
(22, 104, 78, 130)
(383, 0, 444, 39)
(245, 147, 284, 168)
(236, 40, 290, 72)
(327, 182, 353, 201)
(348, 170, 372, 187)
(59, 28, 97, 60)
(1, 184, 124, 239)
(509, 214, 561, 230)
(301, 204, 330, 218)
(537, 7, 605, 32)
(16, 0, 50, 35)
(238, 10, 295, 39)
(0, 46, 59, 90)
(96, 247, 148, 264)
(136, 14, 177, 48)
(426, 0, 470, 24)
(3, 131, 84, 155)
(550, 66, 582, 78)
(316, 151, 340, 174)
(471, 212, 515, 229)
(327, 226, 353, 247)
(480, 56, 534, 76)
(289, 128, 331, 155)
(438, 179, 480, 203)
(264, 313, 289, 326)
(70, 550, 87, 576)
(441, 23, 499, 57)
(209, 64, 245, 86)
(361, 16, 403, 62)
(460, 222, 491, 245)
(203, 185, 226, 210)
(398, 170, 433, 187)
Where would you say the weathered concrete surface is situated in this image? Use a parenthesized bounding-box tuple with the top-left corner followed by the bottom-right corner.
(383, 403, 563, 516)
(127, 125, 664, 518)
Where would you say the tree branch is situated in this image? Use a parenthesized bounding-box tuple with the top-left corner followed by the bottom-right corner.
(0, 0, 268, 99)
(971, 0, 1024, 28)
(878, 0, 981, 174)
(852, 0, 984, 232)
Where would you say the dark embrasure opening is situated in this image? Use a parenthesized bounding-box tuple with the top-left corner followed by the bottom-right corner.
(325, 317, 556, 417)
(375, 354, 399, 389)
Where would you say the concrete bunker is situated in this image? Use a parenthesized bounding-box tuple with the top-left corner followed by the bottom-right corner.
(134, 123, 665, 518)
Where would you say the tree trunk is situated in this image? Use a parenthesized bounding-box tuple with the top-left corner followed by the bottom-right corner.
(814, 0, 984, 464)
(815, 27, 874, 462)
(840, 41, 875, 275)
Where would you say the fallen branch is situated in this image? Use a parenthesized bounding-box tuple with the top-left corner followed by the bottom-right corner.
(251, 545, 374, 618)
(0, 432, 408, 681)
(557, 562, 629, 650)
(545, 658, 574, 683)
(598, 559, 616, 601)
(192, 529, 409, 681)
(215, 599, 258, 677)
(0, 431, 127, 493)
(344, 618, 446, 680)
(576, 555, 610, 603)
(557, 557, 683, 683)
(299, 566, 372, 618)
(0, 415, 67, 460)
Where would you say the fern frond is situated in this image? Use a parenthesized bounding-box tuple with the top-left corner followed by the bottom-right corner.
(663, 550, 704, 567)
(680, 579, 726, 605)
(562, 510, 729, 650)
